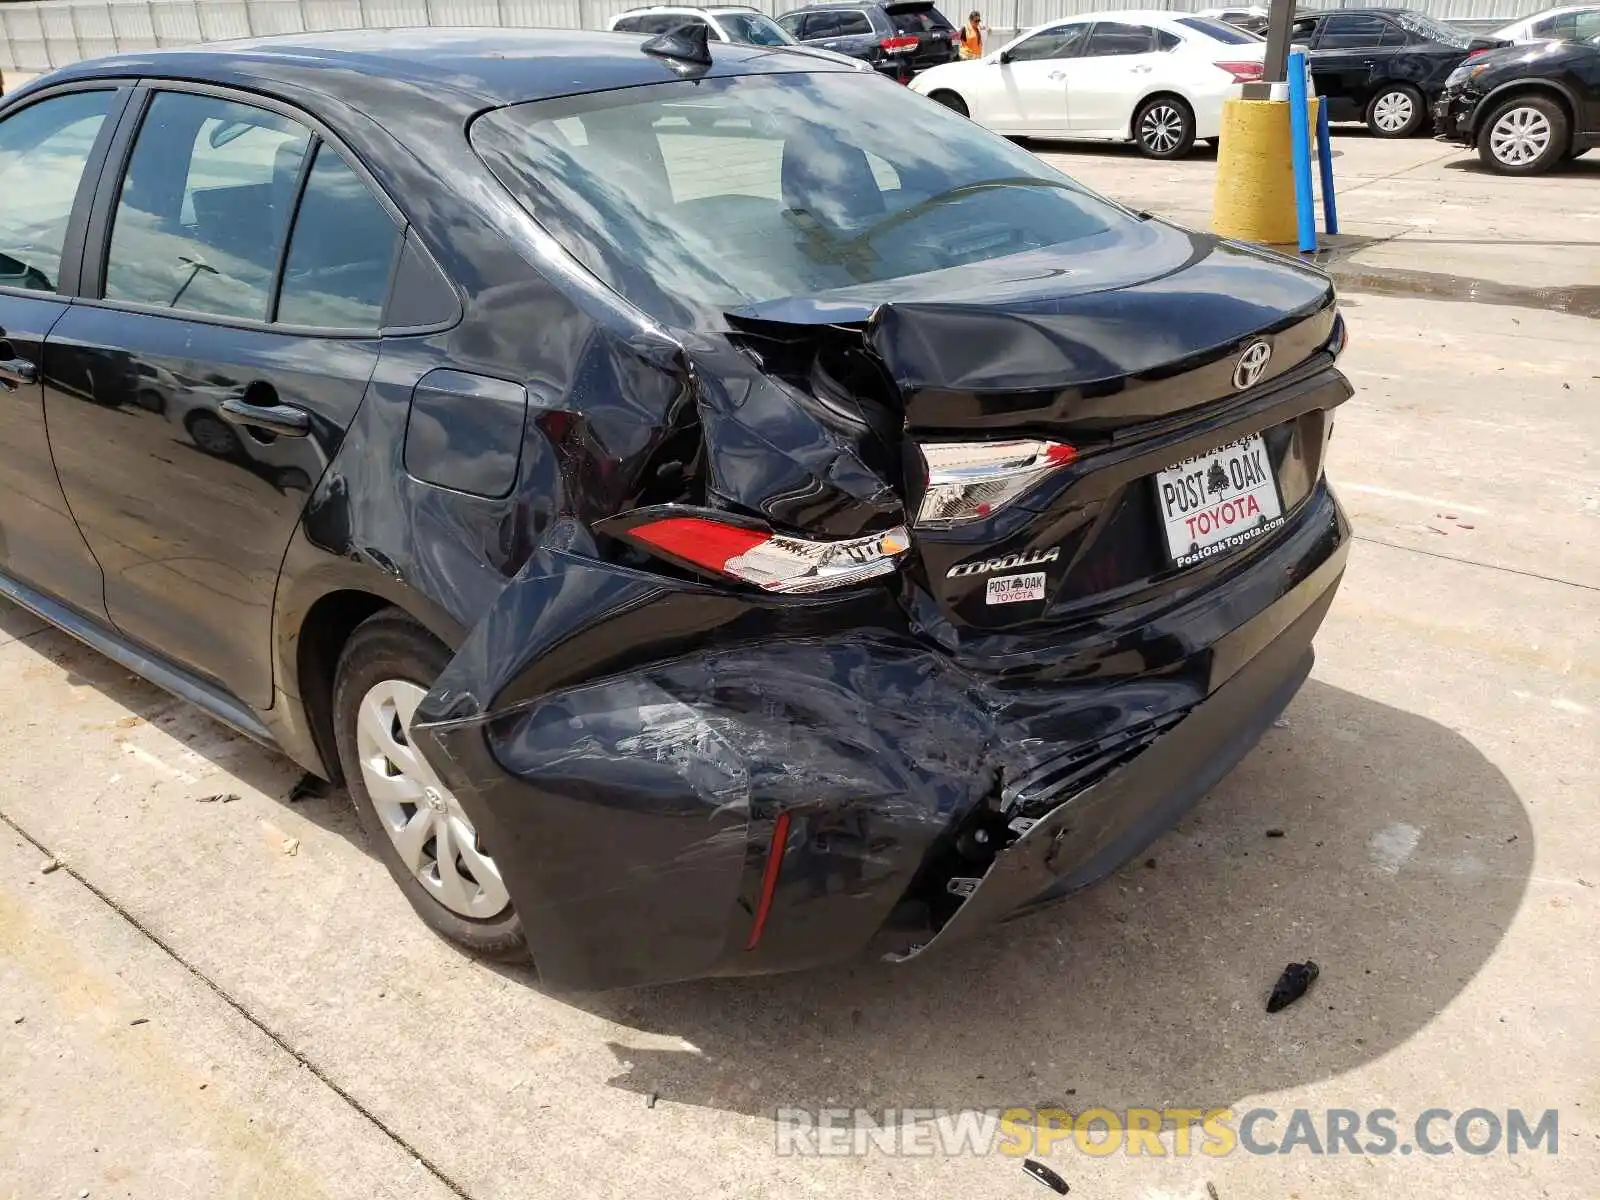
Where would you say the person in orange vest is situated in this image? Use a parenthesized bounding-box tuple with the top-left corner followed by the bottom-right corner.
(955, 11, 986, 59)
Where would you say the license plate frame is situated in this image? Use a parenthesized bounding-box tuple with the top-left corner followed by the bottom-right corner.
(1153, 434, 1285, 569)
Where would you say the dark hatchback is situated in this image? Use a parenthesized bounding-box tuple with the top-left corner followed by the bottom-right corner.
(1434, 35, 1600, 173)
(777, 1, 957, 75)
(0, 30, 1351, 990)
(1290, 7, 1509, 136)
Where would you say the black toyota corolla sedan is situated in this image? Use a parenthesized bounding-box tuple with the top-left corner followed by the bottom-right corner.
(0, 28, 1351, 989)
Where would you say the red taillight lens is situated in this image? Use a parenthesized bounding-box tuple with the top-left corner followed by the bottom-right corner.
(881, 34, 920, 53)
(1216, 60, 1265, 82)
(1466, 47, 1490, 58)
(627, 517, 768, 566)
(617, 512, 912, 593)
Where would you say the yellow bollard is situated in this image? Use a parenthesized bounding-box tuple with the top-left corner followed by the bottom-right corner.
(1211, 97, 1321, 245)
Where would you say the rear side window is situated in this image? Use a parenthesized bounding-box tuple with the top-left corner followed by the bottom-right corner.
(777, 12, 803, 33)
(1290, 17, 1318, 44)
(104, 92, 310, 320)
(612, 15, 643, 31)
(276, 144, 400, 329)
(0, 90, 115, 293)
(1085, 22, 1158, 56)
(1317, 13, 1393, 48)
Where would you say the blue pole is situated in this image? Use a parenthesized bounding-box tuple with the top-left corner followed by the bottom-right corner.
(1316, 96, 1339, 235)
(1287, 49, 1316, 253)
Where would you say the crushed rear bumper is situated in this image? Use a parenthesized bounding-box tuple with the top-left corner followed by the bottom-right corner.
(412, 485, 1349, 990)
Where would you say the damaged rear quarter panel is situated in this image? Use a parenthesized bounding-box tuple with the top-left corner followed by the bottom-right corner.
(410, 551, 998, 989)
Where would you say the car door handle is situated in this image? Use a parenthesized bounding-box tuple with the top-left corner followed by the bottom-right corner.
(0, 356, 38, 388)
(219, 395, 310, 437)
(1047, 69, 1067, 79)
(1130, 64, 1153, 74)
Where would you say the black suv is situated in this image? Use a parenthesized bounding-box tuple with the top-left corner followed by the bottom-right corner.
(777, 0, 957, 75)
(0, 31, 1351, 990)
(1290, 8, 1509, 136)
(1435, 35, 1600, 173)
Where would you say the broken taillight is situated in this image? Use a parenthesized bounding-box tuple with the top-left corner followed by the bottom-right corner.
(621, 514, 911, 593)
(915, 439, 1078, 528)
(881, 35, 920, 53)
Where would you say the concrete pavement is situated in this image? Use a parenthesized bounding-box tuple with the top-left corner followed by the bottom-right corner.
(3, 134, 1597, 1199)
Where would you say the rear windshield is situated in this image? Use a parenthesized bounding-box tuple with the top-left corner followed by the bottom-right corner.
(471, 72, 1138, 328)
(888, 5, 953, 33)
(1176, 15, 1260, 43)
(716, 11, 795, 44)
(1396, 11, 1470, 46)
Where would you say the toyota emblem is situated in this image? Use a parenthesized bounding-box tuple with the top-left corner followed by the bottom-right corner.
(1233, 340, 1272, 391)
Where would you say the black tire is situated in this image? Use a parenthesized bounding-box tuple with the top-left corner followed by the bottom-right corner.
(929, 89, 968, 117)
(1133, 96, 1195, 159)
(332, 608, 528, 961)
(1476, 94, 1569, 176)
(1365, 84, 1426, 138)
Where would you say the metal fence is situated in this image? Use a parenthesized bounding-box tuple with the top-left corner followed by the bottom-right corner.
(0, 0, 1540, 74)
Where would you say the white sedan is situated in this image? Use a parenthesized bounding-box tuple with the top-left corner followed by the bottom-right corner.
(909, 10, 1270, 158)
(1492, 4, 1600, 43)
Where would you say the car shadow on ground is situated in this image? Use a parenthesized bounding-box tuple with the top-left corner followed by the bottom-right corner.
(565, 678, 1531, 1122)
(1013, 137, 1220, 162)
(3, 600, 1533, 1126)
(1443, 153, 1600, 176)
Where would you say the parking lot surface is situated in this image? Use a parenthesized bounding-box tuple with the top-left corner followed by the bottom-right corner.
(3, 132, 1597, 1200)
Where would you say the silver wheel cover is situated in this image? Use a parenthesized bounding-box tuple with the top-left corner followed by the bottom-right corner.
(1373, 90, 1414, 133)
(356, 679, 510, 919)
(1490, 106, 1552, 166)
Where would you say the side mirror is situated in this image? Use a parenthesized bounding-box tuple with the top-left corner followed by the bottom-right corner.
(998, 49, 1013, 64)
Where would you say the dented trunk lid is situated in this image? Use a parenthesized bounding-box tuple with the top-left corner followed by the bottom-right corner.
(726, 224, 1349, 634)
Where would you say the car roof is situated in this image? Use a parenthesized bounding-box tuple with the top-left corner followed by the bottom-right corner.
(1036, 9, 1219, 23)
(34, 27, 836, 110)
(614, 5, 765, 13)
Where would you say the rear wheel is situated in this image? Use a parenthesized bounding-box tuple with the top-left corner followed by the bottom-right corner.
(1365, 84, 1425, 138)
(332, 608, 527, 960)
(1133, 96, 1195, 159)
(1477, 94, 1568, 175)
(928, 89, 968, 117)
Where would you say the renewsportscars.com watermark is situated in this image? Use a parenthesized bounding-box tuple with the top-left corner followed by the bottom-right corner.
(775, 1107, 1559, 1159)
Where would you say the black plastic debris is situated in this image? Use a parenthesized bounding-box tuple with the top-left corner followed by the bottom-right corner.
(285, 773, 329, 804)
(1265, 828, 1285, 838)
(1207, 1183, 1222, 1200)
(641, 23, 712, 67)
(1022, 1159, 1069, 1194)
(1266, 960, 1320, 1013)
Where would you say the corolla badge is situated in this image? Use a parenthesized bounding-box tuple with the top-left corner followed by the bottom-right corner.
(947, 547, 1061, 579)
(1233, 340, 1273, 391)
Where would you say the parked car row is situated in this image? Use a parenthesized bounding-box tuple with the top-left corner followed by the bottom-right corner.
(606, 1, 957, 77)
